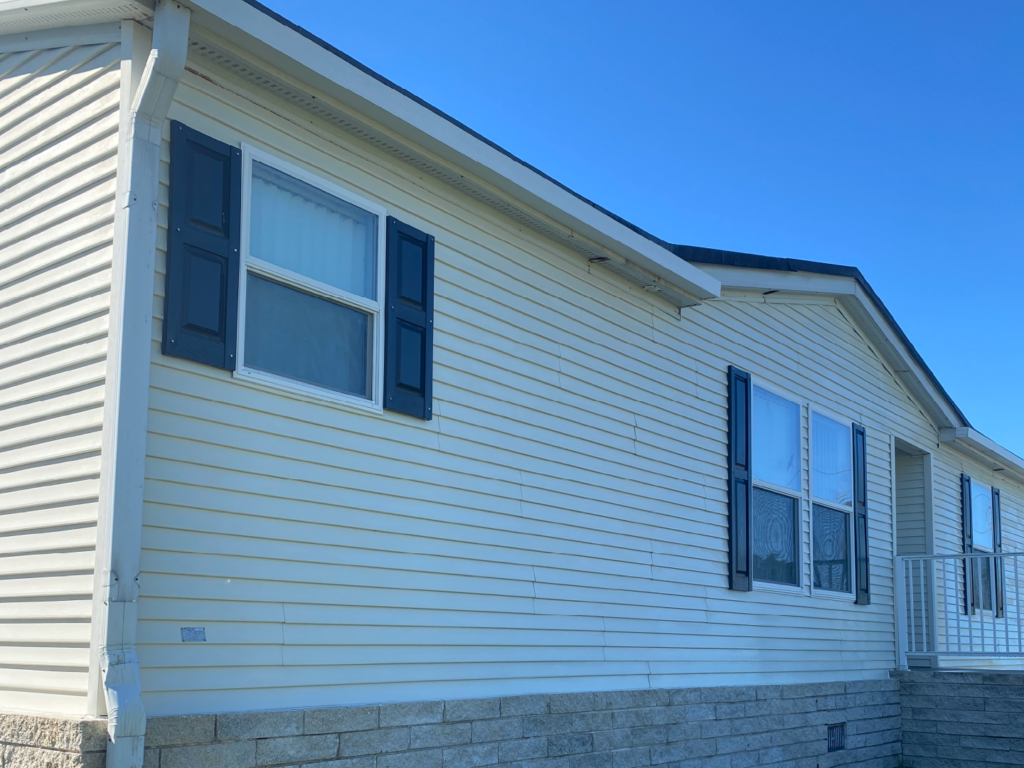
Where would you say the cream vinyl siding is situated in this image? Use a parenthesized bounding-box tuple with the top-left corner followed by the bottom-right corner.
(134, 59, 916, 718)
(0, 39, 120, 714)
(895, 451, 927, 556)
(135, 55, 1023, 715)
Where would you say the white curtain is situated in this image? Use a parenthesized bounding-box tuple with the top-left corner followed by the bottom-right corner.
(753, 386, 801, 491)
(812, 412, 852, 506)
(250, 161, 377, 299)
(972, 480, 994, 551)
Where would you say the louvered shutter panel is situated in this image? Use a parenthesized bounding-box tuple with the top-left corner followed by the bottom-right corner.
(961, 473, 973, 614)
(163, 121, 241, 370)
(853, 423, 870, 604)
(993, 488, 1004, 617)
(727, 366, 753, 591)
(384, 217, 434, 420)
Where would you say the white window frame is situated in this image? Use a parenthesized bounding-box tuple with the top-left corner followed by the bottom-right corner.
(809, 407, 856, 600)
(751, 379, 806, 594)
(235, 144, 388, 412)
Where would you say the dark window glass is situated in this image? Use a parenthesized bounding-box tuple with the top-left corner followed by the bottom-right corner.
(245, 273, 371, 398)
(753, 488, 800, 586)
(972, 559, 995, 611)
(813, 504, 851, 593)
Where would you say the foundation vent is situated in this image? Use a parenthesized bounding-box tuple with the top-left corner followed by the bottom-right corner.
(827, 723, 846, 752)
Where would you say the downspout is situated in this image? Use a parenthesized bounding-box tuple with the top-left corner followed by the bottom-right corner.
(91, 3, 190, 767)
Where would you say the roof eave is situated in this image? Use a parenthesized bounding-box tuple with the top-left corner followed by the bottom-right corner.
(181, 0, 721, 302)
(940, 427, 1024, 486)
(695, 262, 967, 432)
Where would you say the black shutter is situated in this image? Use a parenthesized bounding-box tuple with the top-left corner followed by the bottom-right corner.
(384, 216, 434, 420)
(961, 473, 973, 614)
(727, 366, 753, 591)
(993, 487, 1004, 617)
(853, 423, 870, 604)
(163, 121, 241, 370)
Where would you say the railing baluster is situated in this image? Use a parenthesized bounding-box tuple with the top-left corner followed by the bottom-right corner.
(1003, 553, 1010, 654)
(945, 557, 952, 655)
(987, 556, 995, 653)
(920, 558, 929, 653)
(967, 554, 974, 654)
(913, 561, 921, 655)
(1016, 555, 1022, 655)
(956, 556, 963, 654)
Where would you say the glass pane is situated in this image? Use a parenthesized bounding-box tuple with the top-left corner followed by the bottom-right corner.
(250, 161, 378, 299)
(813, 504, 851, 593)
(245, 274, 372, 399)
(812, 413, 852, 506)
(973, 559, 995, 611)
(753, 487, 800, 586)
(752, 386, 801, 492)
(972, 480, 994, 552)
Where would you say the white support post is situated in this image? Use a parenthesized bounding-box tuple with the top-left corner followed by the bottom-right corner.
(88, 4, 190, 768)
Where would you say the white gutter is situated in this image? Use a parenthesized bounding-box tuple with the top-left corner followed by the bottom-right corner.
(939, 427, 1024, 485)
(89, 3, 189, 767)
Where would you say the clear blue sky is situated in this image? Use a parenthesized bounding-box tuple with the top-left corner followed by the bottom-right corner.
(263, 0, 1023, 456)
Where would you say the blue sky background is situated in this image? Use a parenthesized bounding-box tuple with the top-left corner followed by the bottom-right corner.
(263, 0, 1023, 456)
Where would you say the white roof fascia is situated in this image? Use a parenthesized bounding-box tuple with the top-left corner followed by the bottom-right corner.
(172, 0, 719, 302)
(703, 264, 964, 430)
(940, 428, 1024, 486)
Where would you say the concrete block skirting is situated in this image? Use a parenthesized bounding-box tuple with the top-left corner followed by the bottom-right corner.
(0, 713, 108, 768)
(895, 670, 1024, 768)
(1, 679, 903, 768)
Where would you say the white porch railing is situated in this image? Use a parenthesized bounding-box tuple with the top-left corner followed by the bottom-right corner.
(896, 552, 1024, 668)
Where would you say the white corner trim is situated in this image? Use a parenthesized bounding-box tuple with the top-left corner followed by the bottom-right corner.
(90, 4, 189, 768)
(939, 427, 1024, 485)
(175, 0, 719, 303)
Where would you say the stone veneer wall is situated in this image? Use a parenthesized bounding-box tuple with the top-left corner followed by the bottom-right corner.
(0, 714, 107, 768)
(897, 670, 1024, 767)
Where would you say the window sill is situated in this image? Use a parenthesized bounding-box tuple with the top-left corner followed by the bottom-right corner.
(811, 589, 856, 602)
(233, 367, 382, 415)
(754, 581, 806, 597)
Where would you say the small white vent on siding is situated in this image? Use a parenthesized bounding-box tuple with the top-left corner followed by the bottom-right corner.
(187, 36, 699, 310)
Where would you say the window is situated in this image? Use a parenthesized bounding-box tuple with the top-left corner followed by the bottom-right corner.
(727, 365, 870, 601)
(237, 148, 387, 408)
(751, 386, 802, 586)
(811, 413, 853, 594)
(971, 479, 995, 611)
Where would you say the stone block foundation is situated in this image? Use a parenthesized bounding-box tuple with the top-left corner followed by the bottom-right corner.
(3, 679, 905, 767)
(138, 679, 902, 768)
(0, 713, 107, 768)
(896, 669, 1024, 768)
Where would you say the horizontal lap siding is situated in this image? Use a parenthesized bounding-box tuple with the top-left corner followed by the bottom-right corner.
(0, 41, 120, 714)
(140, 64, 934, 716)
(896, 452, 927, 556)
